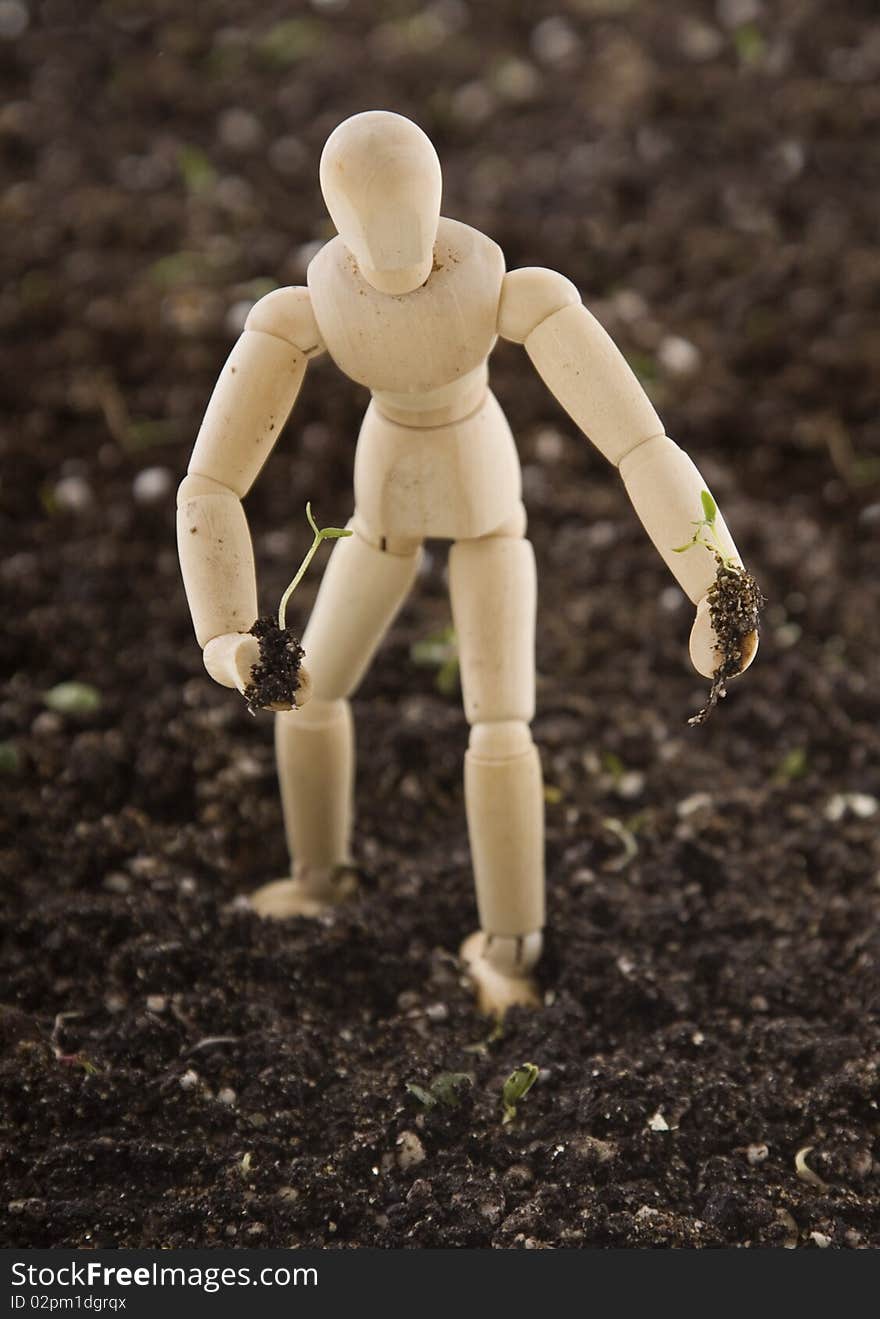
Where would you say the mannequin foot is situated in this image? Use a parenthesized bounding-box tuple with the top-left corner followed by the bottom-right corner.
(249, 864, 359, 919)
(460, 930, 543, 1017)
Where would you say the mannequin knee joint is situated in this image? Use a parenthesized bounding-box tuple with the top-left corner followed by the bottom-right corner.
(468, 720, 533, 760)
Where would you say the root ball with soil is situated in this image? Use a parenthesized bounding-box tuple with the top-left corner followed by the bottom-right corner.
(674, 490, 765, 726)
(243, 618, 305, 715)
(689, 560, 764, 726)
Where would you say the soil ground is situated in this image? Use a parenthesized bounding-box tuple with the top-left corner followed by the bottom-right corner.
(2, 0, 880, 1248)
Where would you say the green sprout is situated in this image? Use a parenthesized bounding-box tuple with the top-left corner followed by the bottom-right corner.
(43, 682, 102, 715)
(177, 145, 216, 194)
(672, 490, 736, 568)
(406, 1071, 472, 1110)
(775, 747, 808, 784)
(410, 625, 460, 696)
(277, 502, 352, 630)
(501, 1062, 539, 1125)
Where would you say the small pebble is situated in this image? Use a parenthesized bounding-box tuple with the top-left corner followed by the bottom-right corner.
(133, 466, 173, 505)
(103, 872, 131, 895)
(217, 1087, 236, 1106)
(825, 792, 878, 822)
(424, 1002, 449, 1022)
(677, 792, 713, 818)
(146, 995, 166, 1014)
(717, 0, 763, 27)
(530, 16, 580, 65)
(451, 81, 495, 125)
(396, 1130, 426, 1170)
(658, 334, 701, 377)
(32, 711, 63, 737)
(53, 476, 94, 513)
(179, 1069, 200, 1091)
(0, 1, 29, 41)
(218, 108, 263, 152)
(747, 1142, 769, 1165)
(534, 426, 566, 462)
(492, 57, 541, 102)
(659, 585, 685, 612)
(679, 19, 724, 61)
(648, 1110, 670, 1132)
(268, 135, 307, 176)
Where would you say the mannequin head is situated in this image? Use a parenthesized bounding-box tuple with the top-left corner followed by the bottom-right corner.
(319, 111, 442, 295)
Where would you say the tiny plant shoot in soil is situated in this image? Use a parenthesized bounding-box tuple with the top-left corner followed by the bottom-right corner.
(243, 503, 352, 715)
(501, 1062, 539, 1124)
(673, 490, 764, 726)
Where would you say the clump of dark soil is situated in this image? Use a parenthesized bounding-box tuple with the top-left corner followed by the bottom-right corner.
(690, 563, 764, 726)
(243, 617, 304, 716)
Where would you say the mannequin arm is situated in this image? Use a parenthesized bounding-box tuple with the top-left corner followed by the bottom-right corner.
(498, 268, 754, 675)
(176, 287, 324, 686)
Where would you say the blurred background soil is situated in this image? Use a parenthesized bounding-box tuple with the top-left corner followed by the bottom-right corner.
(1, 0, 880, 1248)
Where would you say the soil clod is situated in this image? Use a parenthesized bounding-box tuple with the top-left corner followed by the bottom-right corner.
(243, 617, 305, 715)
(690, 562, 764, 726)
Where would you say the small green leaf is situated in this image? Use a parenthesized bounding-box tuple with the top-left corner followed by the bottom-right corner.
(601, 750, 625, 782)
(304, 501, 320, 537)
(411, 626, 457, 667)
(502, 1062, 539, 1123)
(430, 1072, 472, 1108)
(700, 490, 717, 525)
(775, 747, 808, 783)
(672, 543, 695, 554)
(734, 22, 766, 65)
(258, 17, 324, 65)
(318, 527, 353, 540)
(435, 656, 460, 697)
(0, 742, 20, 773)
(177, 145, 216, 195)
(407, 1072, 472, 1110)
(44, 682, 101, 715)
(406, 1082, 437, 1109)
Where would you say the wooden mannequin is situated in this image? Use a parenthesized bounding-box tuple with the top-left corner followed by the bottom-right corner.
(177, 111, 756, 1015)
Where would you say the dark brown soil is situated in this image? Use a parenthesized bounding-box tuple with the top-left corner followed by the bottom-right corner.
(689, 560, 764, 725)
(244, 617, 304, 715)
(2, 1, 880, 1249)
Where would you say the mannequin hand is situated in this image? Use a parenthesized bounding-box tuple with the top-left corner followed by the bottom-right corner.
(203, 631, 260, 692)
(202, 632, 311, 709)
(688, 595, 758, 680)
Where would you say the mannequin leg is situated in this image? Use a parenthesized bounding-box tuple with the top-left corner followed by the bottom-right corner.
(449, 506, 545, 1013)
(251, 517, 422, 917)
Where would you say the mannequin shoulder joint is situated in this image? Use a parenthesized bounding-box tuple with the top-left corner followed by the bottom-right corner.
(244, 286, 325, 357)
(497, 267, 580, 344)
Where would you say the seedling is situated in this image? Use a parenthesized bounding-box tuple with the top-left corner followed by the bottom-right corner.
(410, 624, 460, 696)
(406, 1071, 473, 1110)
(243, 503, 351, 715)
(501, 1062, 539, 1124)
(43, 682, 101, 715)
(673, 490, 764, 725)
